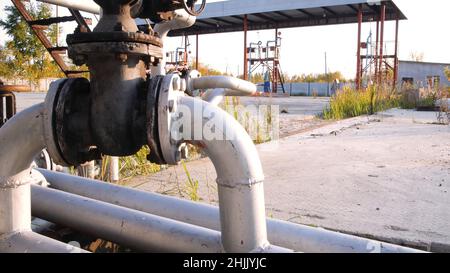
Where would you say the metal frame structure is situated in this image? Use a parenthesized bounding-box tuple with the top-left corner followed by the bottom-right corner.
(167, 0, 406, 88)
(357, 2, 401, 88)
(11, 0, 92, 78)
(247, 31, 286, 94)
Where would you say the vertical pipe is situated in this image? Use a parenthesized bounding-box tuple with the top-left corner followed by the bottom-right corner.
(375, 19, 379, 83)
(393, 11, 400, 87)
(109, 156, 119, 182)
(356, 4, 362, 90)
(196, 34, 199, 70)
(325, 52, 329, 96)
(178, 96, 269, 253)
(184, 34, 188, 64)
(379, 3, 386, 85)
(243, 15, 248, 80)
(0, 96, 4, 125)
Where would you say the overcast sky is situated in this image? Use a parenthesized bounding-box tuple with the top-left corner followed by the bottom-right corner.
(1, 0, 449, 78)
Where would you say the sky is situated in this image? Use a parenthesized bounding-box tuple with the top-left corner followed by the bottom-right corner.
(1, 0, 449, 79)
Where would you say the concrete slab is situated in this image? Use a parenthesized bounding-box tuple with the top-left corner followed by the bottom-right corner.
(129, 109, 450, 251)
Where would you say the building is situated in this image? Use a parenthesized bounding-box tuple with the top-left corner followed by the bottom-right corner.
(398, 60, 450, 88)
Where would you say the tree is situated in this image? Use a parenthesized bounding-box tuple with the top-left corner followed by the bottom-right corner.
(409, 52, 424, 62)
(286, 71, 347, 83)
(0, 45, 14, 80)
(0, 3, 63, 87)
(445, 66, 450, 80)
(193, 62, 228, 76)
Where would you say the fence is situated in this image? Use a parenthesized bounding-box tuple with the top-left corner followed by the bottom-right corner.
(257, 82, 355, 97)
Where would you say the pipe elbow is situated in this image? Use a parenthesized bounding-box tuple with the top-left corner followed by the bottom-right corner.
(154, 9, 196, 39)
(178, 96, 263, 188)
(190, 76, 257, 96)
(0, 103, 46, 180)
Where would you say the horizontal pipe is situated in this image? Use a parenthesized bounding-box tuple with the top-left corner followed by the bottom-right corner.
(31, 185, 223, 253)
(202, 88, 257, 106)
(36, 0, 100, 14)
(0, 231, 88, 253)
(37, 169, 424, 253)
(190, 76, 257, 95)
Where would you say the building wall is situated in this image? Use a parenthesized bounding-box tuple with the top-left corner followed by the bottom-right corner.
(398, 61, 450, 88)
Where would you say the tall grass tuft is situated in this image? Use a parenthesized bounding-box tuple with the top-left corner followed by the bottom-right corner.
(119, 146, 161, 181)
(181, 161, 200, 201)
(323, 85, 399, 120)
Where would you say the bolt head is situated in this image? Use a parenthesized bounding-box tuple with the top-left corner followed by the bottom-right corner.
(172, 77, 180, 91)
(168, 100, 175, 112)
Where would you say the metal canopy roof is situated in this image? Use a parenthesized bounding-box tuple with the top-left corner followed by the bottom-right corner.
(168, 0, 406, 37)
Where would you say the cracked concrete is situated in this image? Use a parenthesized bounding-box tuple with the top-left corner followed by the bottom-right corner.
(130, 108, 450, 252)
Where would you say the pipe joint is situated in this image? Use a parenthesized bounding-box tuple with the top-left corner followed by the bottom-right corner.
(0, 170, 33, 189)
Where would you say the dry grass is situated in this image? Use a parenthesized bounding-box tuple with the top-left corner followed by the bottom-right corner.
(323, 85, 398, 120)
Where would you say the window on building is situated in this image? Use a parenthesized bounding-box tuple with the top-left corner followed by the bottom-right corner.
(402, 77, 414, 87)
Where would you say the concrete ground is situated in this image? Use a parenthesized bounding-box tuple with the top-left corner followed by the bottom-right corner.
(14, 92, 46, 112)
(129, 109, 450, 251)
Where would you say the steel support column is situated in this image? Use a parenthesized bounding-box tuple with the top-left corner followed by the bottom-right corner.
(393, 11, 400, 87)
(375, 19, 379, 83)
(356, 4, 362, 90)
(273, 28, 279, 93)
(243, 14, 248, 80)
(379, 3, 386, 85)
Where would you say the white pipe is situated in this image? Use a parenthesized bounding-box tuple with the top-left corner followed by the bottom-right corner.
(38, 169, 425, 253)
(0, 231, 88, 253)
(36, 0, 100, 14)
(194, 77, 258, 106)
(0, 104, 45, 178)
(151, 9, 196, 76)
(31, 185, 223, 253)
(0, 104, 45, 235)
(202, 89, 227, 106)
(154, 9, 196, 41)
(176, 96, 269, 253)
(190, 76, 257, 95)
(109, 156, 120, 182)
(0, 104, 86, 253)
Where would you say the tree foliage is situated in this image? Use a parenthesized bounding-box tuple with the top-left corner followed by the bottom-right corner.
(445, 66, 450, 80)
(287, 71, 346, 83)
(193, 61, 229, 76)
(0, 3, 63, 85)
(409, 51, 425, 62)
